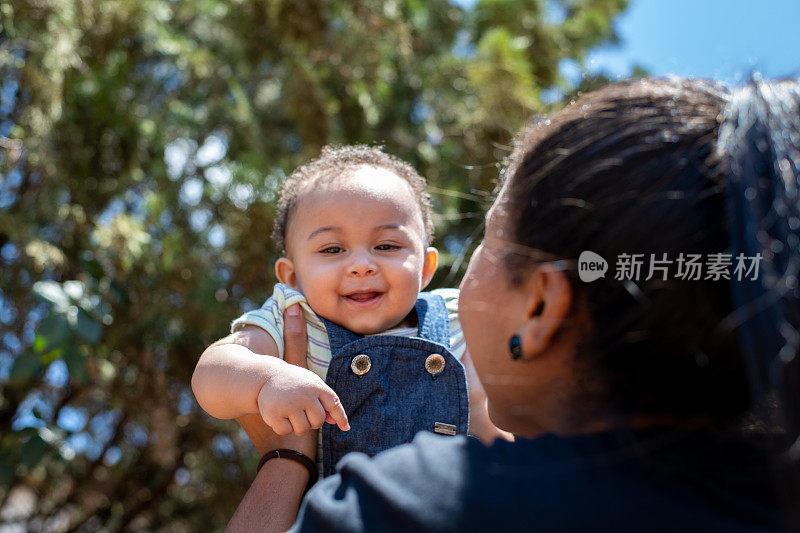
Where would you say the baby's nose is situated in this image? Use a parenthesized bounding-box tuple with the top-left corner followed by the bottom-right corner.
(348, 253, 377, 276)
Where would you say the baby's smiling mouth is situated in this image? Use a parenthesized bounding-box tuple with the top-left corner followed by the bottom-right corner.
(343, 291, 383, 305)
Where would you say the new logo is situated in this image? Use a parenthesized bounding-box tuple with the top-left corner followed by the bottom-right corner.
(578, 251, 607, 282)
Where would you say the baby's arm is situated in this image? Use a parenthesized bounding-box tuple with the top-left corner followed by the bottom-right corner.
(192, 325, 282, 419)
(191, 322, 349, 435)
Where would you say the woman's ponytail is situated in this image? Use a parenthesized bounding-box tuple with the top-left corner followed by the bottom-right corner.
(719, 77, 800, 519)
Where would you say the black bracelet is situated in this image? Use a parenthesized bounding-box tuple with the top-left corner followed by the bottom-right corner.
(257, 449, 318, 495)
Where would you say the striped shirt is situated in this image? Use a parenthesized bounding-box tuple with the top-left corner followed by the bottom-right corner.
(231, 283, 466, 380)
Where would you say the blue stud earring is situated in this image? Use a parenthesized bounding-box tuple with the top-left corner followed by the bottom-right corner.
(509, 335, 523, 360)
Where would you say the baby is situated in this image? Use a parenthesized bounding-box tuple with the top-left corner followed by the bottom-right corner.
(193, 146, 492, 477)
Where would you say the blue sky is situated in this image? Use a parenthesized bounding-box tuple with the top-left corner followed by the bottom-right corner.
(587, 0, 800, 83)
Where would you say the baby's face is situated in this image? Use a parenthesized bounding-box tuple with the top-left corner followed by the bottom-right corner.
(277, 165, 438, 334)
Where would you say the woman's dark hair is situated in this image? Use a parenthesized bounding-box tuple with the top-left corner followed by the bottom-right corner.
(502, 77, 800, 499)
(272, 145, 433, 252)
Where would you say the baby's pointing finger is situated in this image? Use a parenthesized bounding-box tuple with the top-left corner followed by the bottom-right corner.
(318, 389, 350, 432)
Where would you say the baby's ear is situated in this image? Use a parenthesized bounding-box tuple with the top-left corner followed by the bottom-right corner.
(420, 247, 439, 289)
(275, 257, 298, 288)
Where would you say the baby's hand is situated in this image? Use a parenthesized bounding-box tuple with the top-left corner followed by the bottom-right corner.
(257, 363, 350, 436)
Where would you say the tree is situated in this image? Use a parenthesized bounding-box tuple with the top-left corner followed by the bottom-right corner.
(0, 0, 628, 529)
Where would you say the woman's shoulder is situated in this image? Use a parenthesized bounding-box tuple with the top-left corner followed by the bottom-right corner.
(292, 432, 475, 532)
(293, 429, 785, 532)
(294, 432, 572, 532)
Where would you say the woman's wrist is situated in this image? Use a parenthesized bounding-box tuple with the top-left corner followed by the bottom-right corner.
(258, 449, 318, 497)
(273, 430, 318, 459)
(248, 425, 318, 461)
(228, 451, 311, 532)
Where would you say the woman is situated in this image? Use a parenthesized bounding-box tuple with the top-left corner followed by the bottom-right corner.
(227, 78, 799, 531)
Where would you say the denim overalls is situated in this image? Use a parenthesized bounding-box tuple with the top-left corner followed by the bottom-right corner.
(319, 292, 469, 477)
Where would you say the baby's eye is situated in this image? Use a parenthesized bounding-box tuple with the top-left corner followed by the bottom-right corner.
(320, 246, 344, 254)
(375, 243, 400, 251)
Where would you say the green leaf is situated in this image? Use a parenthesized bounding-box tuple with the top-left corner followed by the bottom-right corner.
(76, 308, 102, 344)
(81, 257, 105, 280)
(34, 314, 71, 353)
(20, 435, 49, 469)
(63, 345, 88, 385)
(9, 353, 43, 384)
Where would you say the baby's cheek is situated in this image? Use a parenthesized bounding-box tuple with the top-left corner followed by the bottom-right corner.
(302, 286, 334, 318)
(401, 254, 420, 270)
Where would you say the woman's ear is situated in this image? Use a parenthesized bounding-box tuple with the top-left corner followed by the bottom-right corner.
(275, 257, 298, 288)
(517, 264, 572, 359)
(420, 247, 439, 289)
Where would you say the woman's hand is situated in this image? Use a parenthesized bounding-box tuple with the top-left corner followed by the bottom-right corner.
(226, 304, 321, 532)
(237, 304, 323, 458)
(463, 350, 514, 444)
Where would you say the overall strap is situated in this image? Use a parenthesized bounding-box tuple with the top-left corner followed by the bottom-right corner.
(319, 317, 362, 354)
(415, 292, 451, 349)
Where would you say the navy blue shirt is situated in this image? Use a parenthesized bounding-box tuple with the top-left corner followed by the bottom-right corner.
(291, 428, 785, 532)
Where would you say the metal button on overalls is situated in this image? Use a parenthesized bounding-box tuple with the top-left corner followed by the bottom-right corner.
(425, 354, 446, 375)
(350, 354, 371, 375)
(319, 292, 469, 477)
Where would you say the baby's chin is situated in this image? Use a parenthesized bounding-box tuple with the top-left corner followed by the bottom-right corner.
(333, 316, 405, 335)
(346, 324, 391, 335)
(318, 309, 415, 335)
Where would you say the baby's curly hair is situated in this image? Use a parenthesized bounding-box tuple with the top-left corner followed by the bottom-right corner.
(272, 145, 434, 252)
